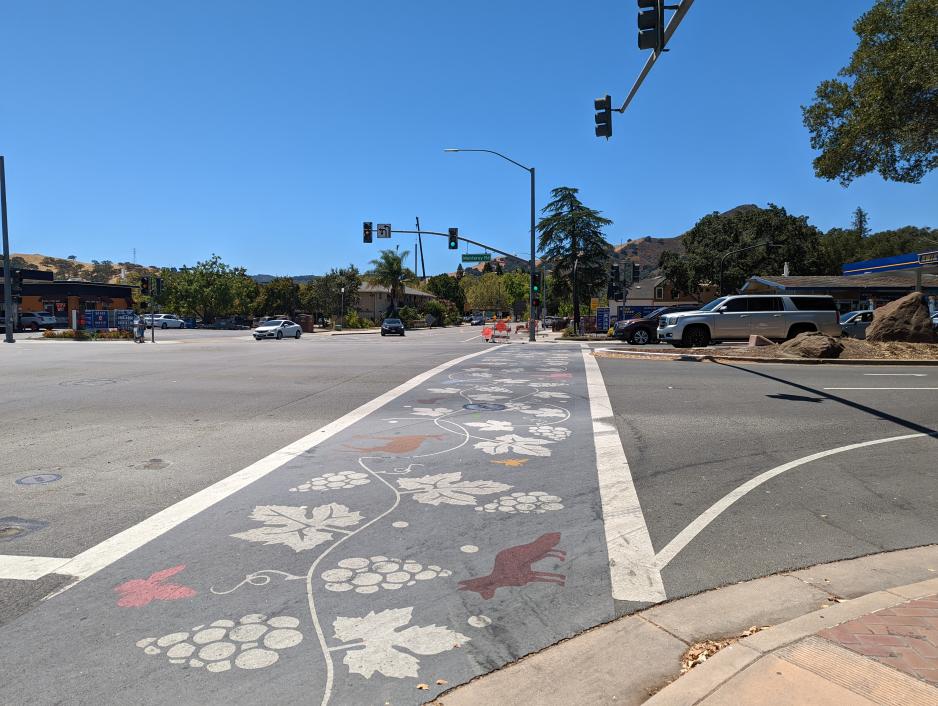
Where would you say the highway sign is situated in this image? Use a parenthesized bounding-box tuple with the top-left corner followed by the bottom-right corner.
(377, 224, 392, 238)
(462, 253, 492, 263)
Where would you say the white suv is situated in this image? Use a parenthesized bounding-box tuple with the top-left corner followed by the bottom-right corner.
(657, 295, 841, 348)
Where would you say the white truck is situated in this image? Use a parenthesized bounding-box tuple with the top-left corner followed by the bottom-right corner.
(657, 294, 841, 348)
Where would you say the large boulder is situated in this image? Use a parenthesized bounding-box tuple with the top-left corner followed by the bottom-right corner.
(866, 292, 937, 343)
(778, 332, 844, 358)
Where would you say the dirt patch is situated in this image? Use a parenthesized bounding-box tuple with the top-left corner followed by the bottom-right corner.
(721, 339, 938, 360)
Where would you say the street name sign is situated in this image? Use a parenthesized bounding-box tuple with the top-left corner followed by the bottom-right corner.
(377, 224, 392, 238)
(462, 253, 492, 263)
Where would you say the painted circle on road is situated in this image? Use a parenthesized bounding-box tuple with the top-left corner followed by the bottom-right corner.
(16, 474, 62, 485)
(463, 403, 506, 411)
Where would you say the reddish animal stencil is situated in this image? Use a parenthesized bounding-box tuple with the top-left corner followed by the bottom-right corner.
(345, 434, 446, 454)
(458, 533, 566, 600)
(114, 565, 197, 608)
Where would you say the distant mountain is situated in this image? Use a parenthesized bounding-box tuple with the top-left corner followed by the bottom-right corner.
(251, 274, 318, 284)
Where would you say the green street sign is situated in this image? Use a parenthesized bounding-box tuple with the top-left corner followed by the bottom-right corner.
(461, 253, 492, 263)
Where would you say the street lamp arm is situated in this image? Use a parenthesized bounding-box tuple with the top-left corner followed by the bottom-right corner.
(444, 148, 532, 173)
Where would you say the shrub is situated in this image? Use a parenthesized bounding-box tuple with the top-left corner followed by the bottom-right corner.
(397, 306, 419, 326)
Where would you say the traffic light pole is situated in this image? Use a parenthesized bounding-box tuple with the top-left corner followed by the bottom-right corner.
(1, 157, 14, 344)
(393, 229, 519, 261)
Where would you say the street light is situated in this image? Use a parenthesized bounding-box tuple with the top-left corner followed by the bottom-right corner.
(340, 286, 345, 331)
(445, 148, 537, 342)
(718, 242, 782, 295)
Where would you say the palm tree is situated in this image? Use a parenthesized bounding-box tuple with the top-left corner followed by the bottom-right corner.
(537, 187, 612, 331)
(364, 249, 416, 314)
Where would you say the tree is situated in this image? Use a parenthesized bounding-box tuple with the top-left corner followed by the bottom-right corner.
(299, 266, 360, 320)
(10, 256, 29, 269)
(852, 207, 871, 239)
(502, 270, 529, 318)
(160, 255, 256, 323)
(466, 272, 508, 312)
(659, 205, 824, 295)
(89, 259, 117, 283)
(802, 0, 938, 185)
(254, 277, 300, 317)
(482, 261, 493, 274)
(67, 255, 77, 260)
(364, 249, 415, 314)
(494, 261, 504, 275)
(424, 274, 465, 312)
(536, 186, 612, 327)
(455, 263, 464, 280)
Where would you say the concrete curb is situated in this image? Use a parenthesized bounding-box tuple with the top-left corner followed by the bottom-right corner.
(646, 575, 938, 705)
(594, 347, 938, 366)
(432, 545, 938, 706)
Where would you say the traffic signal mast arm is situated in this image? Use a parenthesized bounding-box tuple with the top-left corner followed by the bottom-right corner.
(617, 0, 694, 115)
(390, 229, 520, 261)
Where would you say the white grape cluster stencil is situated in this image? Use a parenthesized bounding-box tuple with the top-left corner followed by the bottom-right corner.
(137, 613, 303, 673)
(322, 555, 452, 594)
(290, 471, 371, 492)
(475, 491, 564, 514)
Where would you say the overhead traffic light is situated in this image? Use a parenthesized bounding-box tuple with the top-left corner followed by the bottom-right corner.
(448, 228, 459, 250)
(638, 0, 665, 53)
(363, 221, 373, 243)
(594, 95, 612, 139)
(140, 276, 150, 296)
(155, 277, 163, 297)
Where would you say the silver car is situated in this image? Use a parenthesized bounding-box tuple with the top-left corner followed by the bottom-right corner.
(840, 310, 874, 339)
(657, 295, 841, 348)
(144, 314, 185, 329)
(253, 319, 302, 340)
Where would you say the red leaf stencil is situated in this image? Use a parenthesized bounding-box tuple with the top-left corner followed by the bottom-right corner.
(114, 565, 197, 607)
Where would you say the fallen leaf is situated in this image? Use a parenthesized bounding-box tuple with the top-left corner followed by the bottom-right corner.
(490, 459, 529, 468)
(417, 683, 429, 690)
(436, 679, 448, 685)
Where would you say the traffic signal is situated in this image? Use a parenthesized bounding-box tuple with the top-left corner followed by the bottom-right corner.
(531, 272, 540, 294)
(632, 263, 641, 282)
(594, 95, 612, 139)
(155, 277, 163, 297)
(363, 221, 373, 243)
(638, 0, 665, 53)
(448, 228, 459, 250)
(140, 276, 150, 296)
(12, 269, 24, 295)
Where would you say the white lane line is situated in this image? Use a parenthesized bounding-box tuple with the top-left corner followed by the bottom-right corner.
(828, 386, 938, 390)
(462, 335, 482, 342)
(863, 373, 927, 377)
(581, 346, 666, 603)
(654, 433, 928, 570)
(0, 555, 71, 580)
(46, 347, 493, 586)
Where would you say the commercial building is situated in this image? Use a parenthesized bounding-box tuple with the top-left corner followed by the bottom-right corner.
(1, 269, 134, 327)
(617, 275, 719, 318)
(357, 283, 436, 322)
(741, 272, 938, 313)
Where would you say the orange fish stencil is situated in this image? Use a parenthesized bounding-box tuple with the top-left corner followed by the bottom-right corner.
(344, 434, 446, 454)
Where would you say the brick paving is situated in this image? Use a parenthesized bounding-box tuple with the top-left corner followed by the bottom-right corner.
(819, 594, 938, 685)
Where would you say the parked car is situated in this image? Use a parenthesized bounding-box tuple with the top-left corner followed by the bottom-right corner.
(470, 315, 484, 326)
(932, 312, 938, 331)
(840, 310, 874, 339)
(18, 311, 58, 331)
(613, 304, 700, 344)
(381, 318, 405, 336)
(144, 314, 185, 329)
(181, 316, 198, 329)
(657, 295, 841, 348)
(253, 319, 302, 340)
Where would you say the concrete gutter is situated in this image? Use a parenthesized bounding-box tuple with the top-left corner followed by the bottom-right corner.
(594, 347, 938, 366)
(432, 545, 938, 706)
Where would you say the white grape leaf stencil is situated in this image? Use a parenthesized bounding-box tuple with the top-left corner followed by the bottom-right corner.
(333, 607, 470, 679)
(231, 504, 362, 552)
(397, 472, 510, 505)
(474, 434, 554, 456)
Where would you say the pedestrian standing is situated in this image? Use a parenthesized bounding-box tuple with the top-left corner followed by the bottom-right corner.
(134, 317, 146, 343)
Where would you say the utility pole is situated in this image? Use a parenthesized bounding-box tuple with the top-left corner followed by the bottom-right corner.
(1, 157, 14, 344)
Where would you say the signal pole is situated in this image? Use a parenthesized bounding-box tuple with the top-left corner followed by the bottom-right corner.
(1, 157, 14, 343)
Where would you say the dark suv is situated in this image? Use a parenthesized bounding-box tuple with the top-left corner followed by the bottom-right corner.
(613, 304, 700, 344)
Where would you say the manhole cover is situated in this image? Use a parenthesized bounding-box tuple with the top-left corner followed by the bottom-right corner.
(463, 403, 507, 412)
(16, 473, 62, 485)
(0, 517, 49, 542)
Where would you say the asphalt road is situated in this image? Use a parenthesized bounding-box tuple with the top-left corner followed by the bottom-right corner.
(0, 327, 489, 623)
(1, 333, 935, 705)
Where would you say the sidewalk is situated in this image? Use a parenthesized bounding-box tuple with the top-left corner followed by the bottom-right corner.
(434, 546, 938, 705)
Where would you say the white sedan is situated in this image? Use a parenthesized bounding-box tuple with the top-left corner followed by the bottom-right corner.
(144, 314, 185, 329)
(253, 319, 302, 340)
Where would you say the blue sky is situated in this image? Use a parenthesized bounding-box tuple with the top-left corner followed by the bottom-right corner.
(2, 1, 935, 276)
